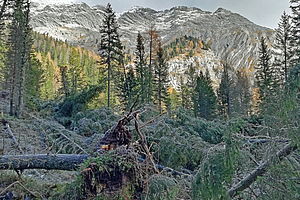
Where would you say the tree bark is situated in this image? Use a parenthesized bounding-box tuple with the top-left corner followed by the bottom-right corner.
(228, 143, 297, 198)
(0, 154, 89, 171)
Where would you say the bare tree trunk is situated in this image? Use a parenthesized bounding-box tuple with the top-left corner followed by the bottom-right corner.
(15, 53, 25, 118)
(0, 154, 89, 171)
(107, 59, 111, 108)
(9, 61, 16, 116)
(228, 143, 297, 198)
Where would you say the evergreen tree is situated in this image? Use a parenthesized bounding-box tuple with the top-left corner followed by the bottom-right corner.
(24, 55, 42, 109)
(7, 0, 32, 117)
(122, 67, 138, 110)
(290, 0, 300, 65)
(69, 47, 83, 94)
(180, 64, 197, 109)
(0, 0, 10, 89)
(147, 25, 159, 103)
(274, 11, 293, 84)
(115, 45, 137, 110)
(193, 71, 217, 120)
(179, 76, 190, 109)
(30, 32, 103, 101)
(134, 32, 147, 104)
(39, 53, 58, 100)
(256, 37, 279, 109)
(153, 41, 169, 113)
(232, 70, 251, 116)
(59, 65, 70, 97)
(218, 62, 233, 118)
(98, 3, 123, 108)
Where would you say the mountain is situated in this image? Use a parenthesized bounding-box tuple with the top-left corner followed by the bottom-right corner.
(30, 2, 275, 88)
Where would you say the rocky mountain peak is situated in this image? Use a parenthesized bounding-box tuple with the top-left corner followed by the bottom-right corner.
(29, 2, 275, 88)
(214, 7, 232, 14)
(168, 6, 204, 12)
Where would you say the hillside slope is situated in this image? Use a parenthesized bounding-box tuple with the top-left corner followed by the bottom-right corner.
(29, 2, 275, 87)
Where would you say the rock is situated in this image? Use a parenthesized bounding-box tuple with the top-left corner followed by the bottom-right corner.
(29, 2, 275, 87)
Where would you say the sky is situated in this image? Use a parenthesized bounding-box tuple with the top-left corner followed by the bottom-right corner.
(36, 0, 291, 29)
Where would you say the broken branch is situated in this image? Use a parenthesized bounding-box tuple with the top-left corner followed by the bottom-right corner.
(228, 143, 297, 198)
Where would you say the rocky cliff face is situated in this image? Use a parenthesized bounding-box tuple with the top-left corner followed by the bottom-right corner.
(30, 2, 275, 87)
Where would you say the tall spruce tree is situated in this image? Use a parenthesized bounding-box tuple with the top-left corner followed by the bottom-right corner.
(59, 66, 70, 97)
(193, 71, 217, 120)
(0, 0, 8, 88)
(134, 32, 147, 104)
(218, 62, 233, 118)
(24, 55, 42, 109)
(69, 47, 84, 94)
(147, 25, 159, 103)
(290, 0, 300, 65)
(153, 41, 169, 113)
(116, 46, 138, 110)
(7, 0, 32, 117)
(122, 67, 138, 110)
(274, 11, 293, 84)
(98, 3, 123, 108)
(232, 70, 251, 116)
(256, 37, 279, 109)
(180, 64, 197, 109)
(0, 0, 11, 90)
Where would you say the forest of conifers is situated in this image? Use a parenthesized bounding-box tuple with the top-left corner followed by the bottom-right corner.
(0, 0, 299, 199)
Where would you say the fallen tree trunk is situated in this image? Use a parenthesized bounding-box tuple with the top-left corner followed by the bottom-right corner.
(0, 154, 89, 171)
(0, 154, 192, 177)
(228, 143, 297, 198)
(2, 144, 294, 176)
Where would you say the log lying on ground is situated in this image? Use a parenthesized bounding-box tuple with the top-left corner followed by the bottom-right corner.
(0, 154, 192, 178)
(0, 154, 89, 171)
(228, 143, 297, 198)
